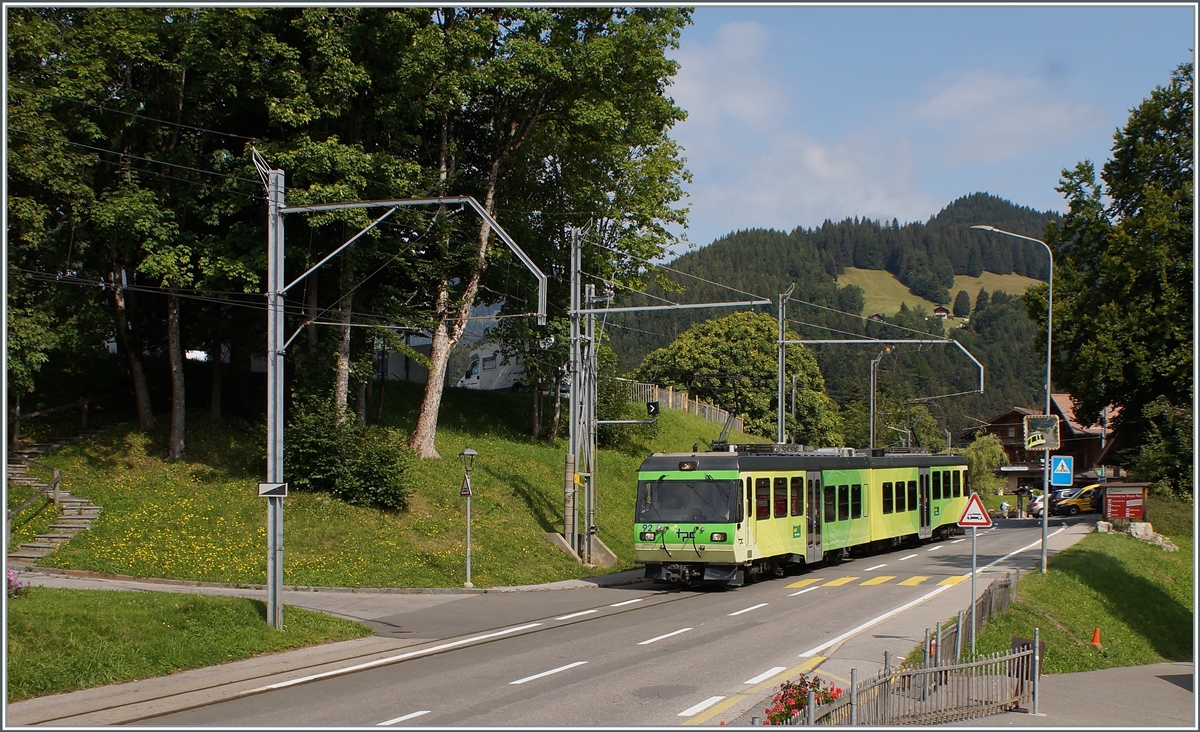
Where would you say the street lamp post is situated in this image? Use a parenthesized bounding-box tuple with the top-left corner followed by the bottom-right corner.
(459, 447, 478, 588)
(971, 225, 1053, 573)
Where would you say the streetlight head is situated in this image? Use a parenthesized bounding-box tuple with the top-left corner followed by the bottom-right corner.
(970, 225, 995, 232)
(459, 446, 478, 473)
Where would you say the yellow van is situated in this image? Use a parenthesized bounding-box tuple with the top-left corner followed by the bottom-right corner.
(1055, 484, 1101, 516)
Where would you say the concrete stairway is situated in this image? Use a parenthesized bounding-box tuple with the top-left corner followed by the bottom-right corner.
(7, 434, 103, 570)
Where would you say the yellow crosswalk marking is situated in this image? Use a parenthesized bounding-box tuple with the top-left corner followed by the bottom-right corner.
(859, 575, 896, 586)
(822, 576, 860, 587)
(898, 576, 931, 586)
(785, 578, 825, 589)
(938, 576, 969, 586)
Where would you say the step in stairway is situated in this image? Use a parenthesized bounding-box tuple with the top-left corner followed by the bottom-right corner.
(6, 436, 104, 570)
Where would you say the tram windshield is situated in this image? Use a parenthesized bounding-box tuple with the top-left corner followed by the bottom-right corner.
(636, 476, 738, 523)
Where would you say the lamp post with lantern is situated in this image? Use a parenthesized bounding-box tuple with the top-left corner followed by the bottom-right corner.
(459, 447, 478, 588)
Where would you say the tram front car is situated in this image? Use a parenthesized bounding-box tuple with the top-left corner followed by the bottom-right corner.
(634, 452, 745, 586)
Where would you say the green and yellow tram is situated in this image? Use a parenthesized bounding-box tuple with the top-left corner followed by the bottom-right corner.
(634, 444, 969, 586)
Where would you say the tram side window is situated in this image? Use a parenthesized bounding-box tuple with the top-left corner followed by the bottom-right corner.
(907, 480, 918, 512)
(837, 484, 849, 521)
(774, 477, 788, 518)
(932, 471, 942, 500)
(882, 482, 894, 514)
(790, 477, 803, 517)
(755, 478, 771, 520)
(953, 470, 962, 497)
(895, 481, 906, 512)
(851, 484, 863, 519)
(962, 470, 969, 496)
(824, 484, 837, 523)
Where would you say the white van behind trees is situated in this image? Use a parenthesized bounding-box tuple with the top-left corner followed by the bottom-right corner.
(456, 344, 526, 392)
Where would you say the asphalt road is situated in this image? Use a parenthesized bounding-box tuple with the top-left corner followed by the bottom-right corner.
(136, 517, 1076, 727)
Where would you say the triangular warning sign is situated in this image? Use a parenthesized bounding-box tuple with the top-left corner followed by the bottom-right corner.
(957, 492, 992, 527)
(460, 475, 473, 497)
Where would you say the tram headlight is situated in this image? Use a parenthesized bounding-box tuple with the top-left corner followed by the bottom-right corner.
(639, 531, 656, 542)
(709, 532, 727, 542)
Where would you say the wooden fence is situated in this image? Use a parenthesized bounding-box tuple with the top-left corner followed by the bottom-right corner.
(614, 379, 743, 433)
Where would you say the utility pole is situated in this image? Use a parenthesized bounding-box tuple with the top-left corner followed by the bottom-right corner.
(265, 166, 285, 630)
(255, 151, 546, 628)
(777, 282, 795, 444)
(565, 226, 581, 556)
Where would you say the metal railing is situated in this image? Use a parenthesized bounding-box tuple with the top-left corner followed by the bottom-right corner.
(5, 459, 62, 554)
(614, 379, 744, 432)
(790, 641, 1039, 725)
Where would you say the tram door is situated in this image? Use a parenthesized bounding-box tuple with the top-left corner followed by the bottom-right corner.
(805, 471, 823, 563)
(918, 466, 932, 540)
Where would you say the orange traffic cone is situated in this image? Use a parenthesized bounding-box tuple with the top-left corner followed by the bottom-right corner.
(1091, 628, 1101, 648)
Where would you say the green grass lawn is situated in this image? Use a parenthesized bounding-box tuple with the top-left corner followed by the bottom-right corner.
(5, 587, 372, 702)
(837, 267, 1042, 317)
(31, 381, 754, 589)
(963, 496, 1193, 673)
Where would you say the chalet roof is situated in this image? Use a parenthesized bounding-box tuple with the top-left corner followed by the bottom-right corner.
(960, 396, 1118, 440)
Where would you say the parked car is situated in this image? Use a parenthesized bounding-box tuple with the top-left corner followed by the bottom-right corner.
(1029, 488, 1075, 518)
(1055, 484, 1102, 516)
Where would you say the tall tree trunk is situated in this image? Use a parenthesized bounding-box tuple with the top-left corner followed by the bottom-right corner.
(333, 245, 355, 420)
(208, 338, 222, 423)
(355, 383, 367, 427)
(375, 349, 387, 423)
(166, 292, 185, 460)
(306, 274, 319, 357)
(531, 380, 542, 439)
(111, 268, 156, 430)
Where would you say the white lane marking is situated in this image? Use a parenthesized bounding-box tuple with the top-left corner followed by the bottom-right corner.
(865, 563, 887, 571)
(898, 553, 918, 561)
(378, 711, 430, 726)
(638, 627, 692, 645)
(798, 525, 1068, 658)
(745, 666, 788, 684)
(927, 545, 944, 552)
(555, 609, 597, 620)
(610, 598, 644, 607)
(678, 696, 726, 717)
(510, 661, 587, 685)
(243, 623, 543, 693)
(789, 586, 820, 597)
(951, 538, 966, 544)
(728, 602, 769, 616)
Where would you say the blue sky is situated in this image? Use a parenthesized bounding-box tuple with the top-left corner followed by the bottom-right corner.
(668, 3, 1196, 249)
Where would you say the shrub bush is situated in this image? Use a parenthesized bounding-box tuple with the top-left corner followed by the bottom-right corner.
(284, 397, 413, 510)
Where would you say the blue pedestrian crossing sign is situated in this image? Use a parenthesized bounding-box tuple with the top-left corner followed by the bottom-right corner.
(1050, 456, 1074, 486)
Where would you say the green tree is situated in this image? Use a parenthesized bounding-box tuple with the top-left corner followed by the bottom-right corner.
(973, 288, 990, 312)
(961, 432, 1009, 496)
(634, 311, 842, 444)
(1032, 62, 1192, 497)
(952, 290, 971, 317)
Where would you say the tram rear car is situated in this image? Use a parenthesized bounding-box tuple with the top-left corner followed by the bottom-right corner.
(633, 444, 969, 587)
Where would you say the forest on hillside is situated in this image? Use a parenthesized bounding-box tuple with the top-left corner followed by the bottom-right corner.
(605, 192, 1059, 443)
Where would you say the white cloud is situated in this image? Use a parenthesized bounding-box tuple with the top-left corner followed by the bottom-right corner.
(671, 21, 788, 134)
(908, 68, 1101, 164)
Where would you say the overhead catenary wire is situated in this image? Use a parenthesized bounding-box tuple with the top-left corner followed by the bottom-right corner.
(9, 128, 264, 186)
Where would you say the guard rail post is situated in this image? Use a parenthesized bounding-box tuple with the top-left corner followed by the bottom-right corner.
(849, 668, 858, 725)
(806, 691, 816, 726)
(1032, 627, 1040, 715)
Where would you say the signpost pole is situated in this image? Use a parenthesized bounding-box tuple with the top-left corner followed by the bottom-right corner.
(970, 525, 977, 656)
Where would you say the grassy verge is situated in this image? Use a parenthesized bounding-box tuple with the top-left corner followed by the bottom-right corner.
(32, 381, 756, 588)
(5, 587, 372, 702)
(914, 497, 1193, 673)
